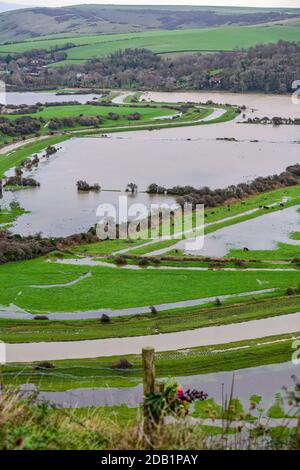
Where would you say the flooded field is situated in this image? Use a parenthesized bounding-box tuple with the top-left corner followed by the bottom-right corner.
(183, 205, 300, 257)
(144, 90, 300, 119)
(1, 91, 299, 237)
(3, 91, 102, 106)
(22, 362, 298, 410)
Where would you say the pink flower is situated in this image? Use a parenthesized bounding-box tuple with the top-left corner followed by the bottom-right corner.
(177, 386, 184, 399)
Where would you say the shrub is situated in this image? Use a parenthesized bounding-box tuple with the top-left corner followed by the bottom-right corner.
(34, 362, 55, 370)
(234, 259, 246, 268)
(150, 305, 158, 314)
(138, 258, 149, 267)
(286, 288, 295, 296)
(115, 256, 127, 266)
(111, 359, 133, 370)
(100, 314, 110, 323)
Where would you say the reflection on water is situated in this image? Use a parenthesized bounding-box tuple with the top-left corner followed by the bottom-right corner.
(144, 91, 300, 119)
(1, 91, 299, 238)
(183, 205, 300, 257)
(22, 362, 299, 410)
(2, 125, 300, 237)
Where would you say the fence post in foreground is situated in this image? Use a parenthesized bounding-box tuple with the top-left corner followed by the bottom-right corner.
(142, 347, 156, 438)
(142, 347, 155, 396)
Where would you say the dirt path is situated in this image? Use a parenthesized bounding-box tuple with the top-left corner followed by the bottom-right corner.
(0, 135, 51, 155)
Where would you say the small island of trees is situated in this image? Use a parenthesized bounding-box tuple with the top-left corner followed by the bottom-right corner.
(77, 180, 101, 192)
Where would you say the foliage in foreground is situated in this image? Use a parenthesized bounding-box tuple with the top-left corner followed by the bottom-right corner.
(0, 385, 299, 450)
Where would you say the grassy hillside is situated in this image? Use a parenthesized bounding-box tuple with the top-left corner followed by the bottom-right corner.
(0, 4, 299, 43)
(0, 25, 299, 66)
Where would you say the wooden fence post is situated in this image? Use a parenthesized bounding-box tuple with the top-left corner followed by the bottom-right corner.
(296, 415, 300, 449)
(142, 347, 155, 396)
(142, 347, 156, 440)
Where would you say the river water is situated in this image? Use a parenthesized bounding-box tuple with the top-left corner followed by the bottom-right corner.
(3, 91, 102, 106)
(143, 90, 300, 119)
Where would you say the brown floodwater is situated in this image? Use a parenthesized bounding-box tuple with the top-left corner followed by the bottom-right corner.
(1, 92, 299, 237)
(3, 91, 102, 106)
(143, 90, 300, 119)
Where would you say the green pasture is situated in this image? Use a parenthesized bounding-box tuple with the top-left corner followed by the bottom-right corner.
(0, 25, 299, 66)
(0, 255, 299, 313)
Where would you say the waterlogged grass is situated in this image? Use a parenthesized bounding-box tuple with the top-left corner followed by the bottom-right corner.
(0, 256, 299, 313)
(0, 295, 299, 343)
(2, 332, 299, 390)
(0, 203, 28, 227)
(229, 243, 300, 261)
(123, 92, 144, 103)
(71, 184, 300, 259)
(0, 135, 69, 178)
(141, 185, 300, 257)
(71, 239, 147, 255)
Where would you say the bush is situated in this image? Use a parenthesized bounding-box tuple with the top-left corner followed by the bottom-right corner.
(111, 359, 133, 370)
(234, 259, 246, 268)
(115, 256, 127, 266)
(138, 258, 149, 267)
(286, 288, 295, 296)
(100, 314, 110, 323)
(34, 362, 55, 370)
(33, 315, 49, 321)
(150, 305, 158, 314)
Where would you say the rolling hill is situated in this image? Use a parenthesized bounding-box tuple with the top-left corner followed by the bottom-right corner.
(0, 24, 299, 68)
(0, 4, 300, 43)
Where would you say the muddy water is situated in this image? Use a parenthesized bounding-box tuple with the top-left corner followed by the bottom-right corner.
(3, 143, 174, 237)
(143, 91, 300, 119)
(180, 205, 300, 257)
(3, 92, 102, 106)
(1, 92, 299, 237)
(20, 362, 299, 410)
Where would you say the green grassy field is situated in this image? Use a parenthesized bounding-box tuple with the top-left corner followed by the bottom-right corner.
(2, 102, 230, 144)
(1, 25, 299, 66)
(229, 243, 300, 261)
(2, 332, 298, 390)
(0, 255, 299, 313)
(5, 104, 177, 123)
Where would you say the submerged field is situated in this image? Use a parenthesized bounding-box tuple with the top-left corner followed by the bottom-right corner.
(2, 332, 299, 390)
(0, 91, 299, 426)
(1, 256, 300, 313)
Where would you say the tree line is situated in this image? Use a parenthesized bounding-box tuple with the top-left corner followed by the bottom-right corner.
(147, 164, 300, 209)
(3, 41, 300, 94)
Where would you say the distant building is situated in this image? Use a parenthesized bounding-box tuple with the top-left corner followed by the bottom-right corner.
(209, 75, 222, 86)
